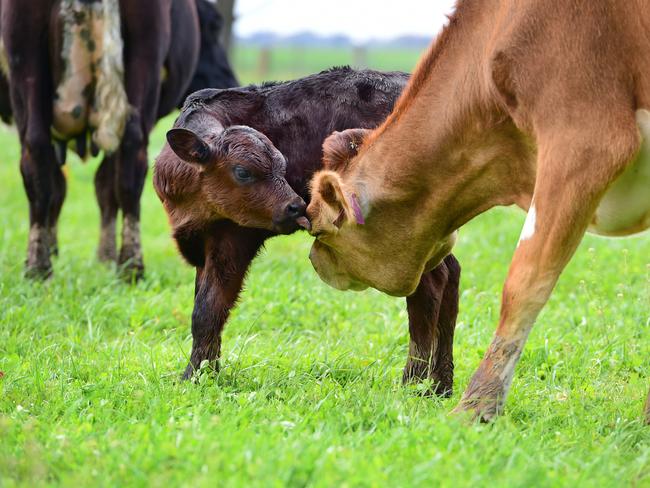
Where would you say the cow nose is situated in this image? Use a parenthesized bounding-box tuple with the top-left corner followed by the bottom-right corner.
(286, 200, 306, 219)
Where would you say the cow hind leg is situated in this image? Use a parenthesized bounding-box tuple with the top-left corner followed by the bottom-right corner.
(403, 254, 460, 397)
(94, 154, 118, 262)
(452, 124, 640, 422)
(115, 114, 148, 279)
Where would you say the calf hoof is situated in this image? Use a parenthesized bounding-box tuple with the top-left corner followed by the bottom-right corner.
(181, 360, 219, 381)
(402, 360, 453, 397)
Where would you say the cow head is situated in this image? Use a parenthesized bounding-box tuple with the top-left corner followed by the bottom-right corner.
(167, 124, 309, 234)
(307, 128, 457, 296)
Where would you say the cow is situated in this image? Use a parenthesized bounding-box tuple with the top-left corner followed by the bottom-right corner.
(153, 67, 461, 394)
(306, 0, 650, 422)
(0, 0, 237, 280)
(179, 0, 238, 105)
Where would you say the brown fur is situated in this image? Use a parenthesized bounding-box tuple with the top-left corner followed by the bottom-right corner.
(308, 0, 650, 421)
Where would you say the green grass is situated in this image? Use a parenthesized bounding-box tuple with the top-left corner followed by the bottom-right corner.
(232, 45, 425, 83)
(1, 49, 650, 486)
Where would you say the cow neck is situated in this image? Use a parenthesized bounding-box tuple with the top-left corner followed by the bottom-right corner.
(347, 1, 535, 239)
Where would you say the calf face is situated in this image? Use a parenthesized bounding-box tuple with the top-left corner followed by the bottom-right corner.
(167, 125, 309, 233)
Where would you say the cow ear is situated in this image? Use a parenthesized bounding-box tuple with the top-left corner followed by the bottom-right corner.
(322, 128, 371, 171)
(312, 170, 365, 229)
(167, 128, 212, 165)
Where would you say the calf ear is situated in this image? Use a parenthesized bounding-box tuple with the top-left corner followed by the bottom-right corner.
(167, 128, 212, 164)
(313, 170, 365, 228)
(322, 128, 371, 171)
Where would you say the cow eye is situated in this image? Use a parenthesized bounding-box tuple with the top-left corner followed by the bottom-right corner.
(233, 165, 253, 182)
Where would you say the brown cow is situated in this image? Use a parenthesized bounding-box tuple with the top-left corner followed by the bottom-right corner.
(307, 0, 650, 421)
(154, 67, 461, 393)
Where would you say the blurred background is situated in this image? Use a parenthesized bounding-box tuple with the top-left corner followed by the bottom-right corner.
(217, 0, 456, 82)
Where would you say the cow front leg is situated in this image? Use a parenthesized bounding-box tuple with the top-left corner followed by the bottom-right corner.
(20, 136, 63, 279)
(94, 154, 119, 262)
(453, 129, 640, 422)
(403, 254, 460, 397)
(182, 224, 267, 380)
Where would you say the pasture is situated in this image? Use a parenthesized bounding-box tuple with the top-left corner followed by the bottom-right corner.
(1, 46, 650, 486)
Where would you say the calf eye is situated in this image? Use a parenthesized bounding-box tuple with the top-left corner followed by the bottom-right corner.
(233, 165, 253, 183)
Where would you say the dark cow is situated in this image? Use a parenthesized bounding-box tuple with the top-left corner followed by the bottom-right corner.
(154, 67, 461, 394)
(179, 0, 238, 105)
(0, 0, 236, 279)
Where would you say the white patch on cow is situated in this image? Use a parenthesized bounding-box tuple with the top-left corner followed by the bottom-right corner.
(53, 0, 129, 153)
(92, 0, 129, 153)
(0, 39, 8, 77)
(590, 109, 650, 237)
(518, 204, 536, 246)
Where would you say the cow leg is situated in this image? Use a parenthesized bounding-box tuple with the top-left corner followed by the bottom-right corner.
(403, 254, 460, 396)
(645, 389, 650, 425)
(94, 154, 118, 262)
(115, 1, 170, 279)
(47, 161, 66, 258)
(183, 224, 267, 380)
(3, 5, 60, 278)
(452, 127, 640, 422)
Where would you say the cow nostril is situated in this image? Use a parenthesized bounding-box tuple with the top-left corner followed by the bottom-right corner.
(286, 201, 305, 218)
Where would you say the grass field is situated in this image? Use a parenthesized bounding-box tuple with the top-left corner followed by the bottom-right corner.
(1, 47, 650, 487)
(232, 45, 425, 83)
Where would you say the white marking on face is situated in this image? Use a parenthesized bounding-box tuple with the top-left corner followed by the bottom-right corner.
(518, 204, 536, 246)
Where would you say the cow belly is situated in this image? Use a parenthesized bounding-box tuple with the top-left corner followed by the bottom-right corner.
(588, 109, 650, 237)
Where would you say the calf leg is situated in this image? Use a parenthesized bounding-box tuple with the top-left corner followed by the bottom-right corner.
(645, 389, 650, 425)
(403, 254, 460, 396)
(94, 155, 119, 262)
(183, 223, 268, 380)
(453, 126, 640, 422)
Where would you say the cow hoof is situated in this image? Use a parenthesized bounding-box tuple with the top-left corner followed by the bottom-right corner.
(47, 228, 59, 257)
(97, 244, 117, 263)
(97, 220, 117, 263)
(24, 262, 53, 280)
(450, 395, 501, 423)
(118, 258, 145, 282)
(25, 225, 53, 280)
